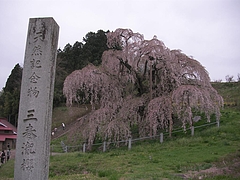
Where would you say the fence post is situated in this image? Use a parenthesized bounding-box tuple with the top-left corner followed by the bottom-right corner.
(50, 145, 53, 156)
(61, 140, 65, 152)
(160, 133, 163, 143)
(83, 143, 86, 153)
(128, 138, 132, 150)
(103, 141, 106, 152)
(191, 126, 194, 136)
(217, 120, 220, 128)
(65, 146, 68, 153)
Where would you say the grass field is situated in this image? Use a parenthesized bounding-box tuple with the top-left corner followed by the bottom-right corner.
(1, 108, 239, 180)
(211, 82, 240, 107)
(48, 108, 240, 180)
(1, 82, 239, 179)
(51, 105, 91, 129)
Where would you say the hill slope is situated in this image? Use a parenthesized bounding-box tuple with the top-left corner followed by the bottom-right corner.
(212, 82, 240, 107)
(51, 82, 240, 144)
(51, 105, 91, 140)
(0, 82, 239, 179)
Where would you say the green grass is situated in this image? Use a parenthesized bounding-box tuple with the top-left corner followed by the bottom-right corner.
(1, 82, 239, 179)
(52, 105, 91, 129)
(0, 159, 14, 179)
(1, 108, 239, 180)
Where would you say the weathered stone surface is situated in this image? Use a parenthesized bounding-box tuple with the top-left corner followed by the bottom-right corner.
(14, 17, 59, 180)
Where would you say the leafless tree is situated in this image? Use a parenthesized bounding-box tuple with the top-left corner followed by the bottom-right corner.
(63, 28, 223, 148)
(213, 79, 222, 83)
(225, 75, 234, 82)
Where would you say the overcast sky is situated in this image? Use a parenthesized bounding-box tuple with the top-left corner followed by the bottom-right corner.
(0, 0, 239, 89)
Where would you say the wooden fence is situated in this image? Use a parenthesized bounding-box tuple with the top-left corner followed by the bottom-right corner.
(51, 121, 219, 153)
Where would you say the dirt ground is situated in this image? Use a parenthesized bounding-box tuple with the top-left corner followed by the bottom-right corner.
(179, 153, 240, 179)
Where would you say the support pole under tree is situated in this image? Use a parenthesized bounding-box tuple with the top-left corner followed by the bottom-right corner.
(128, 138, 132, 150)
(83, 143, 86, 153)
(217, 120, 220, 128)
(191, 126, 195, 136)
(14, 18, 59, 180)
(160, 133, 163, 143)
(103, 141, 106, 152)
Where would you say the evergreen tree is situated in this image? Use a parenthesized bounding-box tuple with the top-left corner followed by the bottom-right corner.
(4, 63, 22, 93)
(54, 30, 109, 106)
(0, 89, 5, 117)
(82, 30, 109, 66)
(1, 63, 22, 125)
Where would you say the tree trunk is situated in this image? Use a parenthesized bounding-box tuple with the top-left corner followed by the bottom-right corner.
(169, 118, 173, 137)
(169, 95, 173, 137)
(150, 64, 153, 100)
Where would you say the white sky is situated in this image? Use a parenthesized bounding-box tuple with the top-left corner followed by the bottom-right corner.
(0, 0, 240, 89)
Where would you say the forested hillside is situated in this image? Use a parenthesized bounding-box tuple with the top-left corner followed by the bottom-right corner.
(0, 30, 109, 125)
(54, 30, 109, 107)
(0, 64, 22, 126)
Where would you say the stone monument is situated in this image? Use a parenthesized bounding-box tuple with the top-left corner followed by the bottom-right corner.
(14, 18, 59, 180)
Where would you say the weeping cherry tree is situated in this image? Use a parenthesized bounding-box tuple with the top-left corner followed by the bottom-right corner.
(63, 28, 223, 148)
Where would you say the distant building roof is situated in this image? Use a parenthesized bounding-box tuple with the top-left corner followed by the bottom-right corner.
(0, 134, 17, 141)
(0, 118, 17, 142)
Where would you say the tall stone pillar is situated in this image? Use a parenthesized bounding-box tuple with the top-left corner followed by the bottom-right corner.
(14, 18, 59, 180)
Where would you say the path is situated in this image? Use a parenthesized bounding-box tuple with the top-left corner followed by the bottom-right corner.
(51, 120, 78, 140)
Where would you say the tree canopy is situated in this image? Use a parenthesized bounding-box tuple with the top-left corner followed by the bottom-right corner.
(63, 28, 223, 148)
(0, 63, 22, 125)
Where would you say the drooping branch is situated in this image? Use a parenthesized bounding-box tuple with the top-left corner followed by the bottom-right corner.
(64, 28, 223, 148)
